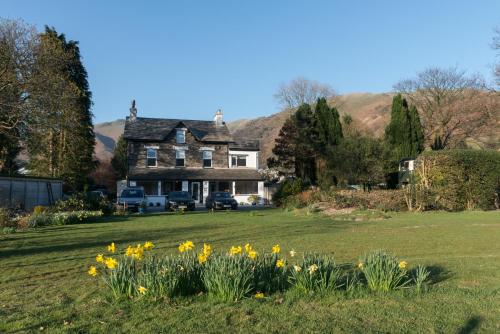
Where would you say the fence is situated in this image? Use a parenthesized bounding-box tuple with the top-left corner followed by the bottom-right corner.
(0, 176, 63, 211)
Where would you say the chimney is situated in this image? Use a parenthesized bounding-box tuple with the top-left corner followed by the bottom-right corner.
(129, 100, 137, 121)
(214, 109, 223, 126)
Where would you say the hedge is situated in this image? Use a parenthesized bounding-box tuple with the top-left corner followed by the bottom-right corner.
(414, 150, 500, 211)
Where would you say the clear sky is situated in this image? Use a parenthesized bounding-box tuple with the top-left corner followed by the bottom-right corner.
(2, 1, 499, 123)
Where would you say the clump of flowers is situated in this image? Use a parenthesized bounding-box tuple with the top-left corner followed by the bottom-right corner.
(87, 242, 429, 301)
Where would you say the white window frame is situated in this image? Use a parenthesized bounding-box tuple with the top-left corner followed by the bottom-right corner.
(176, 128, 186, 144)
(146, 148, 158, 167)
(176, 149, 185, 167)
(203, 150, 213, 168)
(231, 154, 247, 167)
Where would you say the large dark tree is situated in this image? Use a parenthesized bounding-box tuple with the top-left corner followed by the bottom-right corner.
(293, 103, 316, 184)
(111, 135, 128, 179)
(27, 27, 95, 190)
(384, 94, 424, 167)
(267, 117, 298, 177)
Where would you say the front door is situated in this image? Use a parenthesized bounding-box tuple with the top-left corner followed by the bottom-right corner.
(191, 182, 200, 204)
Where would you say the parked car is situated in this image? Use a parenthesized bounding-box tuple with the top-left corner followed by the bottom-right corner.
(205, 191, 238, 210)
(167, 191, 196, 211)
(117, 187, 145, 211)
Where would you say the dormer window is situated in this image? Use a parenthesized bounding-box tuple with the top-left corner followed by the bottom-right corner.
(176, 149, 185, 167)
(146, 148, 157, 167)
(203, 150, 212, 168)
(176, 129, 186, 144)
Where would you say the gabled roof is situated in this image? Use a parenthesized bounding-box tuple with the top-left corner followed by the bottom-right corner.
(123, 117, 234, 142)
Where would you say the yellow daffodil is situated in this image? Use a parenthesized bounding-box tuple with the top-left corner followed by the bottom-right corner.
(308, 264, 318, 274)
(254, 292, 264, 299)
(229, 246, 242, 255)
(133, 245, 144, 260)
(96, 254, 104, 263)
(245, 243, 252, 253)
(289, 250, 296, 257)
(293, 265, 302, 272)
(271, 244, 280, 254)
(178, 243, 186, 253)
(198, 252, 207, 264)
(399, 261, 407, 269)
(107, 242, 116, 253)
(248, 250, 258, 260)
(105, 257, 118, 269)
(138, 286, 147, 295)
(179, 241, 194, 252)
(88, 266, 97, 276)
(203, 243, 212, 256)
(357, 262, 363, 269)
(125, 246, 135, 257)
(143, 241, 154, 250)
(276, 259, 285, 268)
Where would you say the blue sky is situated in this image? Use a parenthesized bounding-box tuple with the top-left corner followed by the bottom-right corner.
(3, 1, 499, 123)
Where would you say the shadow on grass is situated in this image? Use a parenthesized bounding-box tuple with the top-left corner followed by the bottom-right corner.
(457, 316, 482, 334)
(427, 265, 452, 285)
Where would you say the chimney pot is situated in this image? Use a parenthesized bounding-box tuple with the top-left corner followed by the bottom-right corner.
(214, 109, 223, 126)
(129, 100, 137, 121)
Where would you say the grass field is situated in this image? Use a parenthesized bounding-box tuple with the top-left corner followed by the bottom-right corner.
(1, 209, 499, 333)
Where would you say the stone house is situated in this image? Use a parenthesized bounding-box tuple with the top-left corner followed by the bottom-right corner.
(123, 101, 264, 205)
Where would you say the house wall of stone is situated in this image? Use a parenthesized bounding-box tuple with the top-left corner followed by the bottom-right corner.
(127, 129, 229, 170)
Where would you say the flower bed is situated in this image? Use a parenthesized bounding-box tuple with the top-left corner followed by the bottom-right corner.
(28, 210, 103, 227)
(88, 241, 431, 301)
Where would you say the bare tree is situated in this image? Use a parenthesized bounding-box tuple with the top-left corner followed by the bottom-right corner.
(0, 19, 37, 132)
(493, 27, 500, 86)
(274, 77, 335, 109)
(394, 67, 496, 149)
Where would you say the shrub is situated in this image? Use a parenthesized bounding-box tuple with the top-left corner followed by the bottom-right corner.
(28, 213, 52, 228)
(359, 250, 411, 292)
(288, 254, 343, 294)
(273, 179, 305, 206)
(0, 208, 15, 228)
(414, 150, 500, 211)
(33, 205, 47, 214)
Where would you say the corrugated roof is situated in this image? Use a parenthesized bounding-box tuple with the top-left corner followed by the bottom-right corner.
(124, 117, 234, 142)
(129, 168, 264, 181)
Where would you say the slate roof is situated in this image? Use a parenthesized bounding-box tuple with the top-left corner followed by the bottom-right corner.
(123, 117, 234, 142)
(128, 168, 264, 181)
(229, 140, 260, 151)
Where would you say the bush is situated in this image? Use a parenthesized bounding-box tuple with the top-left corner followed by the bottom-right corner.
(273, 179, 306, 206)
(0, 208, 15, 228)
(28, 213, 52, 228)
(414, 150, 500, 211)
(358, 250, 411, 292)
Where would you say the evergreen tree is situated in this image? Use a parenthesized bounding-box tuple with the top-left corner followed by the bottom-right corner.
(111, 135, 128, 179)
(384, 94, 424, 167)
(293, 103, 316, 184)
(312, 97, 343, 149)
(27, 27, 95, 190)
(268, 117, 298, 176)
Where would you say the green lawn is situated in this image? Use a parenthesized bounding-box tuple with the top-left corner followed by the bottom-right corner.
(1, 209, 500, 333)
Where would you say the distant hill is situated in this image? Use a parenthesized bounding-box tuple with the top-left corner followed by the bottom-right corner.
(94, 119, 125, 161)
(93, 92, 498, 165)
